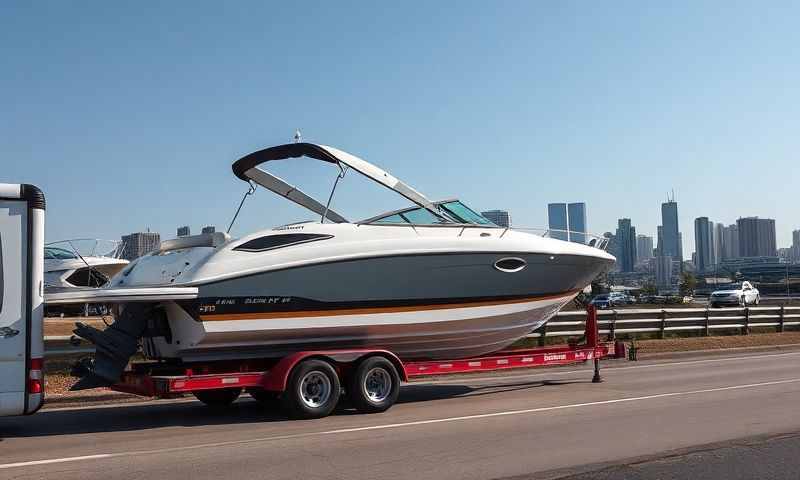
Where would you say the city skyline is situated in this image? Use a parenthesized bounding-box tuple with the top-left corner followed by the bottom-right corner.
(5, 3, 799, 254)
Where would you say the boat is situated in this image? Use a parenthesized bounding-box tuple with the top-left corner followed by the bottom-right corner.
(44, 239, 129, 316)
(45, 143, 615, 389)
(45, 239, 129, 289)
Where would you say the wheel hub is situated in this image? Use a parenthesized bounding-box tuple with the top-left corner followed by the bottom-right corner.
(363, 367, 392, 402)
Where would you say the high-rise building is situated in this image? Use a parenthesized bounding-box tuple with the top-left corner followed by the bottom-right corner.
(548, 203, 568, 241)
(177, 226, 190, 237)
(737, 217, 777, 257)
(791, 229, 800, 263)
(694, 217, 714, 272)
(656, 226, 664, 255)
(120, 231, 161, 261)
(655, 255, 673, 288)
(713, 223, 724, 264)
(547, 202, 586, 243)
(201, 226, 216, 234)
(636, 235, 654, 264)
(481, 210, 511, 228)
(661, 198, 682, 261)
(616, 218, 637, 272)
(567, 203, 587, 244)
(723, 224, 740, 259)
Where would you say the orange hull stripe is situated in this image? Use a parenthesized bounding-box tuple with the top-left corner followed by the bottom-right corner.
(199, 290, 578, 322)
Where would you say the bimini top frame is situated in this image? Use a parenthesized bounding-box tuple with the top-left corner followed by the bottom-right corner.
(231, 143, 436, 224)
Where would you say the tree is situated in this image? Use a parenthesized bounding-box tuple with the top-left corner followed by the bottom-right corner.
(679, 272, 697, 297)
(641, 281, 658, 296)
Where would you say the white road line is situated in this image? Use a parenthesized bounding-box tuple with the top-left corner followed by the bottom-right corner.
(4, 377, 800, 470)
(0, 454, 114, 469)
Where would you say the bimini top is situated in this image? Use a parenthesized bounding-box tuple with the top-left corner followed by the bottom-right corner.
(232, 143, 436, 223)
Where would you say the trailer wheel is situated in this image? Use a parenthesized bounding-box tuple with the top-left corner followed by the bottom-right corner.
(348, 356, 400, 414)
(282, 359, 341, 419)
(193, 387, 242, 408)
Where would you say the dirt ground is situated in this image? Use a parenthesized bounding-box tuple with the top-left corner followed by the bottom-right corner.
(632, 331, 800, 354)
(44, 317, 107, 336)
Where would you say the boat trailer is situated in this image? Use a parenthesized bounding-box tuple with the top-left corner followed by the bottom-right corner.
(109, 306, 624, 418)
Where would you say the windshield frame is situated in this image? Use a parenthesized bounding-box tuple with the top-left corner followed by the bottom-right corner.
(359, 199, 501, 227)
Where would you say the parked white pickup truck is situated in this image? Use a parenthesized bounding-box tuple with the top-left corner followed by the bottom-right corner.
(0, 183, 45, 416)
(709, 281, 760, 308)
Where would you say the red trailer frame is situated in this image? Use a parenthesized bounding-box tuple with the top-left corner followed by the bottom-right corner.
(111, 306, 623, 399)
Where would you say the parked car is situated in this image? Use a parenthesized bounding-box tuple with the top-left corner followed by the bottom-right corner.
(709, 281, 760, 308)
(590, 292, 631, 309)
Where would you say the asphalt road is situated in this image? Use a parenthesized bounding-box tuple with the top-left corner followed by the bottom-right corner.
(2, 349, 800, 480)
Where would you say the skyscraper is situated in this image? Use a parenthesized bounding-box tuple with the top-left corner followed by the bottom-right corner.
(547, 203, 568, 241)
(616, 218, 637, 272)
(737, 217, 777, 257)
(547, 202, 587, 243)
(636, 235, 654, 264)
(655, 255, 673, 288)
(713, 223, 724, 264)
(481, 210, 511, 228)
(120, 231, 161, 261)
(661, 198, 682, 261)
(723, 224, 740, 259)
(177, 226, 190, 237)
(694, 217, 714, 272)
(567, 203, 587, 244)
(791, 229, 800, 263)
(201, 226, 216, 234)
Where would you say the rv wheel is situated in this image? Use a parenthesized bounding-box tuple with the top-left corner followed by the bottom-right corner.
(282, 359, 341, 419)
(348, 356, 400, 414)
(193, 388, 242, 408)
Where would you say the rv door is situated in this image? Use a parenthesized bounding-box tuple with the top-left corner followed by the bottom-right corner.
(0, 184, 45, 416)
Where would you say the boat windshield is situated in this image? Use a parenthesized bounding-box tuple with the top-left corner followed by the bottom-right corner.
(44, 247, 79, 260)
(438, 201, 495, 225)
(366, 200, 497, 226)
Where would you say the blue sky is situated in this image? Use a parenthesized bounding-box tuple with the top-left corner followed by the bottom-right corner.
(2, 1, 798, 257)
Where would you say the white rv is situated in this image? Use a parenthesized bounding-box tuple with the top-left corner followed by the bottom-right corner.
(0, 183, 45, 416)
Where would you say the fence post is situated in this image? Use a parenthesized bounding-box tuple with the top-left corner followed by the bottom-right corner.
(704, 307, 710, 337)
(743, 307, 750, 335)
(660, 310, 667, 339)
(609, 310, 617, 341)
(779, 306, 785, 333)
(538, 322, 547, 347)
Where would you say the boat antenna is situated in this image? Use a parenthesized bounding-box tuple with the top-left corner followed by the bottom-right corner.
(321, 163, 347, 224)
(227, 181, 256, 234)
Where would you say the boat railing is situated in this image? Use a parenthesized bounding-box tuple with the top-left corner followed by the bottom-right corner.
(509, 228, 611, 251)
(45, 239, 126, 259)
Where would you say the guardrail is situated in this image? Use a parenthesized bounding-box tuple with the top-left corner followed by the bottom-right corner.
(527, 306, 800, 344)
(43, 306, 800, 357)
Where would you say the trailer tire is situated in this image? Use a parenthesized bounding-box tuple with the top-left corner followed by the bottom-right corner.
(282, 359, 341, 419)
(193, 387, 242, 408)
(348, 356, 400, 414)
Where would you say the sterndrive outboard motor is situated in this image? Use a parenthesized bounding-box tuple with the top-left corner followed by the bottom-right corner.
(70, 303, 154, 390)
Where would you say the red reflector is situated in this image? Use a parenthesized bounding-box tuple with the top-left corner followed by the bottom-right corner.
(30, 358, 44, 371)
(29, 357, 44, 394)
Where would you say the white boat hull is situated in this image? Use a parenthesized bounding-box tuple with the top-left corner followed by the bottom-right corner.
(145, 291, 576, 361)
